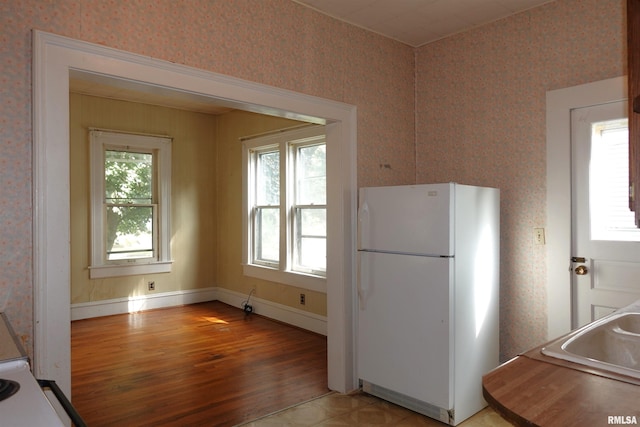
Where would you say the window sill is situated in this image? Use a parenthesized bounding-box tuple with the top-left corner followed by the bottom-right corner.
(89, 261, 173, 279)
(242, 264, 326, 293)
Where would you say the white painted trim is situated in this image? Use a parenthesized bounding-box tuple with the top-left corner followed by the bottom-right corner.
(33, 30, 357, 398)
(88, 261, 173, 279)
(214, 288, 328, 336)
(89, 130, 173, 277)
(242, 265, 326, 293)
(32, 30, 72, 398)
(545, 76, 626, 340)
(71, 288, 218, 320)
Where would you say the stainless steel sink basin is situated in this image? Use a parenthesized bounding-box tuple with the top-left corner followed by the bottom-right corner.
(541, 311, 640, 379)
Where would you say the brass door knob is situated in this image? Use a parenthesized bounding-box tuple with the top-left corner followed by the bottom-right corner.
(574, 265, 588, 275)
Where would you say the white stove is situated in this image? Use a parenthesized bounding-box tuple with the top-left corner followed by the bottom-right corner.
(0, 313, 82, 426)
(0, 359, 65, 426)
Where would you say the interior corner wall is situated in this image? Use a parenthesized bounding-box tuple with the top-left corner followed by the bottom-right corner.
(69, 93, 218, 303)
(414, 0, 625, 360)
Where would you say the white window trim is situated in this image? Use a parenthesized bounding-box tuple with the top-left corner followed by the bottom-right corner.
(89, 129, 173, 278)
(242, 125, 327, 293)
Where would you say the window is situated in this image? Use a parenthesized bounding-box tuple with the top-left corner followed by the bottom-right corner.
(89, 129, 172, 278)
(293, 143, 327, 273)
(590, 119, 640, 241)
(242, 125, 326, 292)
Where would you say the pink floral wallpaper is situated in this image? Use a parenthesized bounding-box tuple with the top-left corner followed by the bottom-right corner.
(0, 0, 626, 362)
(0, 0, 415, 356)
(416, 0, 625, 358)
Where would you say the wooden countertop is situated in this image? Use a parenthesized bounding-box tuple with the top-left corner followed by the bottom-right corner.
(482, 354, 640, 426)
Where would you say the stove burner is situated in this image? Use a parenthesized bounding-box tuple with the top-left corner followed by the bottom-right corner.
(0, 379, 19, 402)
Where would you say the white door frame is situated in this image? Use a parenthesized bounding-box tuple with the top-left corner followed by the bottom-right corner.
(546, 76, 626, 339)
(32, 30, 358, 397)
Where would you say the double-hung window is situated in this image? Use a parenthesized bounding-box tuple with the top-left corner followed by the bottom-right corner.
(243, 125, 326, 292)
(89, 129, 172, 278)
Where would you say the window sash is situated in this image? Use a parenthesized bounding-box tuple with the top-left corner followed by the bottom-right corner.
(292, 205, 326, 274)
(294, 143, 326, 206)
(104, 149, 154, 201)
(253, 205, 280, 266)
(291, 139, 327, 275)
(256, 150, 280, 206)
(104, 203, 157, 262)
(89, 129, 172, 278)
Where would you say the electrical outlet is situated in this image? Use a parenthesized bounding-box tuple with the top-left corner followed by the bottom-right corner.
(534, 228, 546, 245)
(300, 293, 306, 305)
(148, 281, 155, 291)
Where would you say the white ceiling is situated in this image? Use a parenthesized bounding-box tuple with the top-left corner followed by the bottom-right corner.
(69, 70, 235, 115)
(293, 0, 555, 47)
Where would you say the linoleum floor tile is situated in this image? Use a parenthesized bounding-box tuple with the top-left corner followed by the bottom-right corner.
(239, 391, 514, 427)
(458, 407, 513, 426)
(395, 412, 449, 426)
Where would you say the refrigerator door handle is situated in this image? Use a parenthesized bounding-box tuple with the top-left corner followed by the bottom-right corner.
(357, 202, 370, 250)
(357, 252, 369, 309)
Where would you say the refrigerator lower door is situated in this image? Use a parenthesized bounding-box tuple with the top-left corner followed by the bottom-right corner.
(357, 251, 453, 410)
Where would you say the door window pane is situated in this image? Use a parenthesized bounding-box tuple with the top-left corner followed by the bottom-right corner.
(590, 119, 640, 241)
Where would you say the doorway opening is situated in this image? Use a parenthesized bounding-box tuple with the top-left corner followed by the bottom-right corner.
(570, 101, 640, 327)
(546, 76, 627, 338)
(33, 30, 357, 401)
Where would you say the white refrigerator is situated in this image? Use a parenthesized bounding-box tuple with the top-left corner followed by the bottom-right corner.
(357, 183, 500, 426)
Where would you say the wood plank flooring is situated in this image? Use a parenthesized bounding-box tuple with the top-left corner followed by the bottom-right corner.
(71, 301, 329, 426)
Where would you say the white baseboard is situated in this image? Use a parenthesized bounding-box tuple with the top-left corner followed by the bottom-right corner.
(70, 287, 327, 336)
(215, 287, 327, 336)
(71, 287, 218, 321)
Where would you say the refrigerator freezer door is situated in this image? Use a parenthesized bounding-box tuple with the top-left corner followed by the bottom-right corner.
(357, 251, 452, 409)
(358, 183, 453, 256)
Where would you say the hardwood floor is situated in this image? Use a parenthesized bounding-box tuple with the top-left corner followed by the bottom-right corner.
(71, 301, 329, 426)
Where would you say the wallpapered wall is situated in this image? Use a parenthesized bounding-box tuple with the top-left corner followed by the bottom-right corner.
(416, 0, 625, 358)
(0, 0, 415, 354)
(0, 0, 626, 361)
